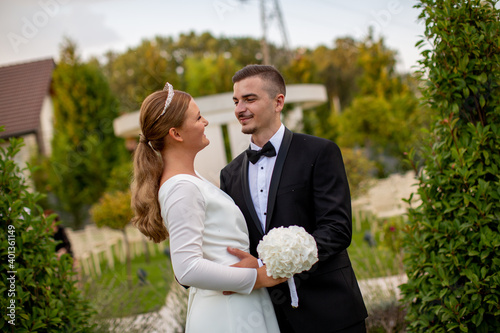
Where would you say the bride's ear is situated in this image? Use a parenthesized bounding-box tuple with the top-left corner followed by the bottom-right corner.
(168, 127, 183, 142)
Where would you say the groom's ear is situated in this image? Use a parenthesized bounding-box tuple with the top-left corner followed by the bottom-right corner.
(168, 127, 183, 142)
(275, 94, 285, 112)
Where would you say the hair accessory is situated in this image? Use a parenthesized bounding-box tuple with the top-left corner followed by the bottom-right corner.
(154, 82, 175, 122)
(139, 134, 148, 144)
(139, 134, 156, 151)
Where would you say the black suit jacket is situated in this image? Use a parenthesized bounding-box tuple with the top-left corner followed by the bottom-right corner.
(220, 128, 367, 332)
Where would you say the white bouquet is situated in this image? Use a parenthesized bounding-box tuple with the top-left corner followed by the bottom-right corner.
(257, 225, 318, 307)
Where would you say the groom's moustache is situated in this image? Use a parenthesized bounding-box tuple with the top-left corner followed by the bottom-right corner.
(237, 112, 253, 119)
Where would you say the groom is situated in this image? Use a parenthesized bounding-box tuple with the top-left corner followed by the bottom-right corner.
(220, 65, 367, 332)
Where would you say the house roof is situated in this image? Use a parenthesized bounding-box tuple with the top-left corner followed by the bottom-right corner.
(0, 58, 55, 139)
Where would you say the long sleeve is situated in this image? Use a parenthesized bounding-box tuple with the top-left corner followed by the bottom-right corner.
(161, 180, 257, 294)
(311, 141, 352, 260)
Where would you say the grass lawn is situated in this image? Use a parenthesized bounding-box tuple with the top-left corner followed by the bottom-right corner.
(82, 247, 174, 321)
(348, 212, 404, 280)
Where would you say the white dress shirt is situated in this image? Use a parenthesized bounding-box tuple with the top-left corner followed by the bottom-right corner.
(248, 123, 285, 231)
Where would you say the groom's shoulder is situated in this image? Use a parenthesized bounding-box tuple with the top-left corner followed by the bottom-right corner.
(221, 151, 246, 175)
(291, 132, 337, 150)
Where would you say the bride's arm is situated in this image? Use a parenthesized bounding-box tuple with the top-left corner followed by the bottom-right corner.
(163, 180, 256, 294)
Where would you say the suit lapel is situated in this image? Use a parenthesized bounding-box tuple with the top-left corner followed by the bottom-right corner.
(240, 151, 265, 235)
(265, 128, 293, 232)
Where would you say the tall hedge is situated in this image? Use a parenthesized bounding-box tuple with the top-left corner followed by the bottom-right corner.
(401, 1, 500, 332)
(0, 135, 95, 332)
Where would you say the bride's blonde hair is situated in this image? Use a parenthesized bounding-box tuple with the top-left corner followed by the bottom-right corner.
(131, 89, 191, 243)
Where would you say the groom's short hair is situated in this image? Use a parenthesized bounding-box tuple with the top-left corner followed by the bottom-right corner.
(232, 65, 286, 98)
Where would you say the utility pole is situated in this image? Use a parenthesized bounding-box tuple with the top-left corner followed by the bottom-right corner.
(260, 0, 270, 65)
(259, 0, 291, 65)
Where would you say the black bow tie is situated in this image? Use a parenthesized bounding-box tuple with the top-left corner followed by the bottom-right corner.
(246, 141, 276, 164)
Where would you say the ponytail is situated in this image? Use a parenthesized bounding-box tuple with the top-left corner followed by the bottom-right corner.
(131, 140, 168, 243)
(130, 89, 192, 243)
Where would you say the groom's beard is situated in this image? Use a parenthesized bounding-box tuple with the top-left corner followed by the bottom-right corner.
(242, 127, 257, 135)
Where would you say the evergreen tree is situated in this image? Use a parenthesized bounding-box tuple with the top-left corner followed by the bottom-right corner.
(401, 1, 500, 331)
(49, 38, 127, 228)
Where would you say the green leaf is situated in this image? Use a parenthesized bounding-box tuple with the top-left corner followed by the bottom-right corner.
(477, 72, 487, 84)
(479, 94, 486, 108)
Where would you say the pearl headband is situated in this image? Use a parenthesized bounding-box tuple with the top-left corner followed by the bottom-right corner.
(154, 82, 175, 122)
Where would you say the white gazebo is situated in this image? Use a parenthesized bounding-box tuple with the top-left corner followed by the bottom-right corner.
(113, 84, 327, 185)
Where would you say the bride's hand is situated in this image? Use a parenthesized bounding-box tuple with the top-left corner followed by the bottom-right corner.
(253, 266, 287, 290)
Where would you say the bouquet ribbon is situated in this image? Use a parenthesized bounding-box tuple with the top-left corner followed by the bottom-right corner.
(288, 278, 299, 308)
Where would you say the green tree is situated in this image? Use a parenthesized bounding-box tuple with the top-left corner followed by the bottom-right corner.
(184, 53, 240, 97)
(357, 30, 400, 98)
(313, 37, 362, 110)
(401, 1, 500, 332)
(337, 32, 428, 175)
(98, 36, 180, 113)
(49, 38, 127, 228)
(283, 38, 362, 141)
(100, 32, 267, 113)
(0, 132, 95, 332)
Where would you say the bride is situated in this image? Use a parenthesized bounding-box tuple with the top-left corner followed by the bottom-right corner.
(131, 83, 284, 332)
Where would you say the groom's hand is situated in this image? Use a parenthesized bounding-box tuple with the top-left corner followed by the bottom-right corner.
(227, 247, 259, 268)
(223, 247, 259, 295)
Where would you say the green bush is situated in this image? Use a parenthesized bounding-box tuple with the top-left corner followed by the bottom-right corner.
(0, 134, 96, 332)
(342, 148, 376, 199)
(401, 1, 500, 332)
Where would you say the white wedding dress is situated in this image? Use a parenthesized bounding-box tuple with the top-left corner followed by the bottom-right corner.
(159, 174, 280, 333)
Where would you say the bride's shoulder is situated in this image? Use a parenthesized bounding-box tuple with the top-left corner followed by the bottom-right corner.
(160, 174, 207, 195)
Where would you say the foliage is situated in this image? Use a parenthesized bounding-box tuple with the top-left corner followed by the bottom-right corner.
(48, 38, 128, 228)
(184, 53, 240, 97)
(284, 37, 362, 112)
(105, 161, 133, 193)
(99, 32, 270, 113)
(90, 190, 133, 231)
(97, 36, 180, 112)
(337, 32, 429, 176)
(338, 91, 427, 175)
(341, 148, 375, 199)
(400, 1, 500, 332)
(0, 133, 95, 332)
(356, 31, 399, 98)
(283, 37, 362, 142)
(378, 216, 405, 255)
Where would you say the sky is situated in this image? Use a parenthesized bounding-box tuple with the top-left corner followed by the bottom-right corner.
(0, 0, 426, 72)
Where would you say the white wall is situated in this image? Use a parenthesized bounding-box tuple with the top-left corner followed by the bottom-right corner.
(39, 96, 54, 156)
